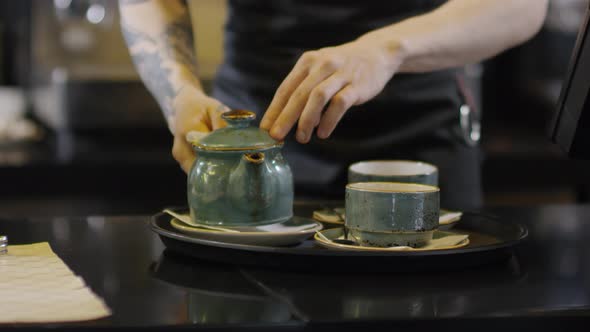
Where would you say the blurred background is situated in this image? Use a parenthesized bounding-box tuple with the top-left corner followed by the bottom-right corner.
(0, 0, 589, 216)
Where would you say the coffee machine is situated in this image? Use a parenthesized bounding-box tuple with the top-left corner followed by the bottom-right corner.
(29, 0, 164, 133)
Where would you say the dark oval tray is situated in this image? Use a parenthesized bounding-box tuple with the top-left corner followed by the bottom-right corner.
(151, 209, 528, 272)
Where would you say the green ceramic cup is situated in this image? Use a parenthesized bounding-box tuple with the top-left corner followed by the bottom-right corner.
(348, 160, 438, 186)
(345, 182, 440, 248)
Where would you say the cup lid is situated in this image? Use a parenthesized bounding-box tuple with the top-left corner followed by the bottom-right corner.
(190, 110, 282, 151)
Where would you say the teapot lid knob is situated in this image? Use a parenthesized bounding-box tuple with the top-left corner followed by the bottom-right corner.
(222, 109, 256, 128)
(195, 109, 281, 151)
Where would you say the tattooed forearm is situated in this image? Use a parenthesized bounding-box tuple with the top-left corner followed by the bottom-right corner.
(121, 26, 176, 119)
(162, 14, 199, 77)
(119, 0, 198, 129)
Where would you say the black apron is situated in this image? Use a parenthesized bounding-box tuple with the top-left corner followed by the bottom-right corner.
(211, 0, 483, 210)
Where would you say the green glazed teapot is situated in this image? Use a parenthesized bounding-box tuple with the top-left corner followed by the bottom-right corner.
(187, 110, 294, 226)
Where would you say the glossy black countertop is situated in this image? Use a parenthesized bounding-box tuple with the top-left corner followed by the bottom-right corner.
(1, 203, 590, 331)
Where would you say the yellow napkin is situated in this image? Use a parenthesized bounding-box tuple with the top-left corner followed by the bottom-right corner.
(0, 242, 111, 323)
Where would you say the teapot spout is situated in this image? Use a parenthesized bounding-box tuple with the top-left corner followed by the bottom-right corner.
(228, 152, 274, 215)
(243, 152, 265, 165)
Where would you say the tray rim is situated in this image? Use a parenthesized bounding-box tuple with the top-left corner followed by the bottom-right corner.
(151, 210, 528, 258)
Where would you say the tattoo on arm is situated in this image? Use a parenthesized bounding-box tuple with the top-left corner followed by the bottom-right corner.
(120, 0, 198, 127)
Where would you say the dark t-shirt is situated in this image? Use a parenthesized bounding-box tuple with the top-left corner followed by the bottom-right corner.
(211, 0, 482, 210)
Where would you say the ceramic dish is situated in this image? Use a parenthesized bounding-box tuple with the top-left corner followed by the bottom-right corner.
(439, 210, 463, 230)
(313, 208, 462, 230)
(169, 214, 322, 246)
(314, 228, 469, 252)
(345, 182, 440, 247)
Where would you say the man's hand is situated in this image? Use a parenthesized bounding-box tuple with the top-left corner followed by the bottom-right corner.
(260, 0, 548, 145)
(260, 36, 404, 143)
(171, 85, 228, 173)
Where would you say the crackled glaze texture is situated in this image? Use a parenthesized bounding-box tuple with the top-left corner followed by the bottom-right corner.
(187, 110, 293, 226)
(188, 149, 293, 226)
(345, 182, 439, 247)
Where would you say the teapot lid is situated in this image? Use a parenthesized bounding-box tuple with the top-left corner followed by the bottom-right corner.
(191, 110, 282, 151)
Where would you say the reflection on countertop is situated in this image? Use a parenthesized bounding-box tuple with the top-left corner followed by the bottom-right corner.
(151, 249, 529, 321)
